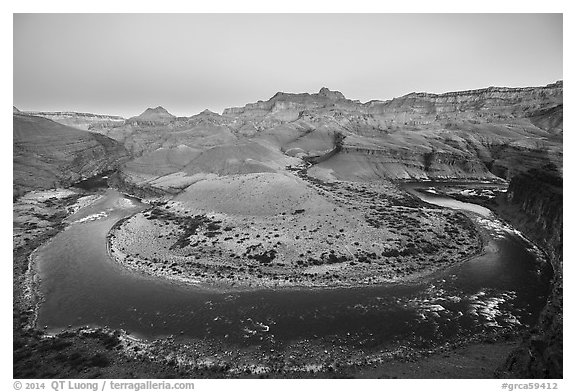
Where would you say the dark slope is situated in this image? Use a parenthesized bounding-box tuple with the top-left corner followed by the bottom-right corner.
(13, 114, 129, 196)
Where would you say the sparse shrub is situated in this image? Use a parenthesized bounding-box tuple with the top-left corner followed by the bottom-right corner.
(89, 352, 111, 367)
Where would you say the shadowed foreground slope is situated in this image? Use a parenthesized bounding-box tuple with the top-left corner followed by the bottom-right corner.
(495, 165, 563, 378)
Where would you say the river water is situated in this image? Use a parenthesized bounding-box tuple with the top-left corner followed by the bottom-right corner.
(35, 185, 552, 353)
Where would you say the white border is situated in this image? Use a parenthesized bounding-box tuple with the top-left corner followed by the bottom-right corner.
(3, 2, 573, 390)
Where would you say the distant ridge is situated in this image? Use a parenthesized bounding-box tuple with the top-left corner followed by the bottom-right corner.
(14, 81, 563, 120)
(17, 110, 125, 130)
(198, 109, 219, 116)
(24, 110, 124, 120)
(403, 80, 564, 99)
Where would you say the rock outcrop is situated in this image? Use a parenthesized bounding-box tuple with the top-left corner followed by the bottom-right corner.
(13, 114, 129, 197)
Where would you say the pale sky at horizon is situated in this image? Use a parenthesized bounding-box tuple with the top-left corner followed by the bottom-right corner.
(13, 13, 562, 118)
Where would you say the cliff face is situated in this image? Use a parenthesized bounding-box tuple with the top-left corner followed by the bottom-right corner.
(223, 82, 562, 126)
(365, 82, 563, 119)
(13, 114, 129, 197)
(217, 84, 563, 182)
(494, 165, 563, 378)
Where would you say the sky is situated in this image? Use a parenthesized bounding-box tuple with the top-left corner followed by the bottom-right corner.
(13, 13, 563, 118)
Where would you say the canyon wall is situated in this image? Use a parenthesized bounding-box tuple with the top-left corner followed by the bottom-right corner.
(58, 83, 562, 191)
(494, 165, 563, 378)
(219, 84, 563, 183)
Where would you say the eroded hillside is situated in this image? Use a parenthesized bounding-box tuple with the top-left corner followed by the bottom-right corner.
(13, 114, 129, 197)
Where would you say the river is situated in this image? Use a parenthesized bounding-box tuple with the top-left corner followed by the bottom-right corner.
(34, 185, 552, 354)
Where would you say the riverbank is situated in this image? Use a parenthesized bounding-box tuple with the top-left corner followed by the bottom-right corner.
(14, 189, 98, 328)
(109, 324, 524, 378)
(13, 188, 200, 378)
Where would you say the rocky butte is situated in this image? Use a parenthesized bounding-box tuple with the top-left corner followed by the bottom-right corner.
(13, 82, 562, 378)
(125, 106, 177, 126)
